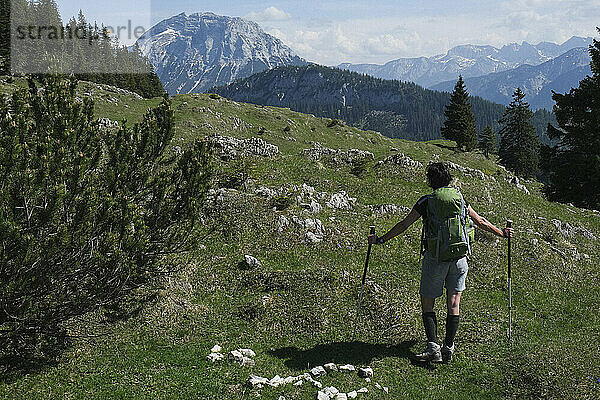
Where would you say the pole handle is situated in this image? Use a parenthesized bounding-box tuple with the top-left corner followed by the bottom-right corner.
(369, 226, 375, 235)
(506, 220, 512, 228)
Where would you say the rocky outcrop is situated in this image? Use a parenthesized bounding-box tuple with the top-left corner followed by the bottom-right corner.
(378, 153, 423, 169)
(302, 143, 374, 164)
(209, 135, 279, 159)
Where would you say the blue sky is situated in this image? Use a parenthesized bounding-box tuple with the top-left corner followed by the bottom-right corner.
(56, 1, 600, 65)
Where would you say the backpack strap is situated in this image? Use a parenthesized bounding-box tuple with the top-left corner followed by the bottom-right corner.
(458, 191, 472, 256)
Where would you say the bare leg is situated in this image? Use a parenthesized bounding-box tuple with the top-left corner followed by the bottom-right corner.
(446, 290, 461, 315)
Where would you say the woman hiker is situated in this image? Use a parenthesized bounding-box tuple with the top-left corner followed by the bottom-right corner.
(368, 162, 514, 363)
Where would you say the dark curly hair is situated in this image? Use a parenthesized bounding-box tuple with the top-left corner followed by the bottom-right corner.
(426, 162, 452, 189)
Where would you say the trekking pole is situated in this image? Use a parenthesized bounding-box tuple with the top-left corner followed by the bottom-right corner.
(352, 226, 375, 340)
(507, 220, 513, 342)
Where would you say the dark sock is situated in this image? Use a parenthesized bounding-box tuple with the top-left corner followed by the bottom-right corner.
(422, 312, 438, 343)
(445, 314, 460, 347)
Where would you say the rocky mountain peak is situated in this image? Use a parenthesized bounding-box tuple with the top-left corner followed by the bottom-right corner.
(136, 12, 306, 95)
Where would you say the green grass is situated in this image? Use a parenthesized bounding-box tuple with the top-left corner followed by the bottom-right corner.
(1, 80, 599, 399)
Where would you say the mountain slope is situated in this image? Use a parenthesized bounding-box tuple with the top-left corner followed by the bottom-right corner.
(136, 12, 307, 95)
(430, 47, 592, 110)
(338, 37, 593, 88)
(212, 64, 555, 142)
(0, 77, 598, 400)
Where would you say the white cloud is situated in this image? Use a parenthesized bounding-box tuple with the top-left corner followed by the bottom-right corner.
(245, 6, 291, 22)
(248, 1, 600, 66)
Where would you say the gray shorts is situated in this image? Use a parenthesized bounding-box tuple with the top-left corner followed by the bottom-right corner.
(419, 251, 468, 298)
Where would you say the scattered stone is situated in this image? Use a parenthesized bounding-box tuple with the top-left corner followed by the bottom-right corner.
(358, 367, 373, 378)
(241, 255, 261, 270)
(311, 366, 327, 377)
(247, 375, 268, 388)
(323, 363, 338, 372)
(322, 386, 339, 397)
(357, 387, 368, 393)
(261, 295, 271, 305)
(516, 183, 530, 194)
(210, 344, 222, 353)
(241, 356, 255, 367)
(268, 375, 284, 387)
(306, 375, 323, 388)
(327, 191, 357, 210)
(276, 215, 290, 233)
(304, 199, 323, 213)
(347, 391, 358, 399)
(209, 135, 279, 160)
(278, 396, 286, 400)
(238, 348, 256, 358)
(256, 186, 278, 198)
(317, 391, 330, 400)
(228, 350, 244, 363)
(531, 239, 539, 246)
(383, 387, 389, 393)
(207, 352, 224, 362)
(335, 394, 348, 400)
(302, 143, 374, 164)
(294, 380, 303, 386)
(371, 204, 411, 215)
(551, 219, 597, 240)
(447, 161, 489, 180)
(365, 378, 371, 383)
(305, 232, 322, 243)
(339, 364, 356, 372)
(380, 153, 423, 169)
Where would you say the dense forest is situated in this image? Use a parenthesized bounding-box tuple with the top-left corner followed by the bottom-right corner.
(0, 0, 164, 98)
(214, 64, 556, 143)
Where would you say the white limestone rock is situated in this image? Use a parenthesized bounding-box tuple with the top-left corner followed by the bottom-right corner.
(247, 375, 268, 388)
(327, 191, 357, 210)
(228, 350, 243, 363)
(358, 367, 373, 378)
(207, 352, 224, 362)
(323, 362, 338, 372)
(243, 255, 261, 269)
(311, 366, 327, 377)
(317, 391, 330, 400)
(335, 394, 348, 400)
(238, 348, 256, 358)
(347, 391, 358, 399)
(339, 364, 356, 372)
(210, 344, 222, 353)
(305, 232, 322, 243)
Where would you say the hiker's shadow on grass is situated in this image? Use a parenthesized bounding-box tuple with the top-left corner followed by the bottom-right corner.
(270, 340, 438, 371)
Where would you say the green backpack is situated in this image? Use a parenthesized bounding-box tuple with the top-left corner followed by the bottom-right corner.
(421, 187, 474, 261)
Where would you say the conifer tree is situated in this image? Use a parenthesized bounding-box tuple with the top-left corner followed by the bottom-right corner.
(543, 29, 600, 208)
(0, 75, 211, 356)
(479, 125, 497, 158)
(498, 88, 539, 177)
(441, 75, 478, 151)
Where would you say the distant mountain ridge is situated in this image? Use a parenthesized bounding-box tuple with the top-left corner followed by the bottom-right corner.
(136, 12, 307, 94)
(338, 37, 593, 88)
(431, 47, 592, 110)
(212, 64, 555, 143)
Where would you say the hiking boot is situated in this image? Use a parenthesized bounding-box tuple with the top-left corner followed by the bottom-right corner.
(441, 342, 455, 363)
(415, 341, 442, 362)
